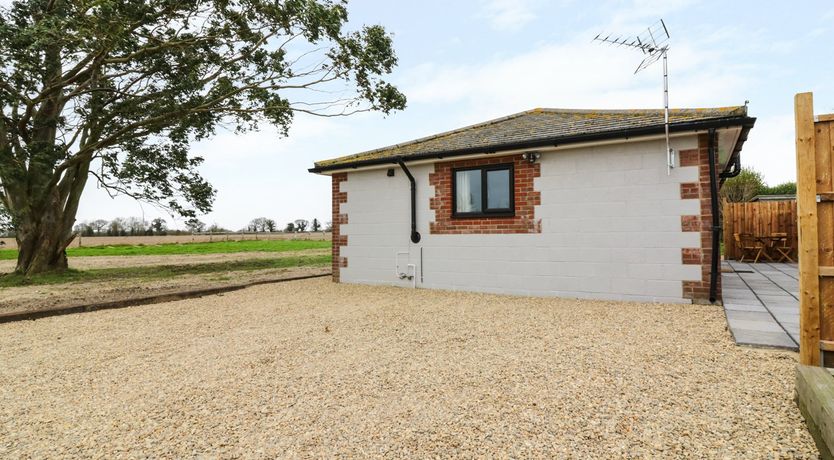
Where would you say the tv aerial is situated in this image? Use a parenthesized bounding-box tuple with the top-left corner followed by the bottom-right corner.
(594, 20, 674, 175)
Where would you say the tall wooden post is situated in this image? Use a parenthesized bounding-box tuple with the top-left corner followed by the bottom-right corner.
(795, 92, 821, 365)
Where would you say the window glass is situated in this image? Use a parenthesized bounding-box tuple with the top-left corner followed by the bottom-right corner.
(455, 169, 482, 213)
(486, 169, 511, 210)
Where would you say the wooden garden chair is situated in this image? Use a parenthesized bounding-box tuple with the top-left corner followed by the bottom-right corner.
(734, 233, 764, 263)
(772, 232, 795, 263)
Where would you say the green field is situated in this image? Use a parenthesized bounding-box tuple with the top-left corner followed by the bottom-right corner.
(0, 254, 331, 288)
(0, 239, 330, 260)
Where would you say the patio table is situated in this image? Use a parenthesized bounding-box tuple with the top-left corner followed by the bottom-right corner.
(754, 235, 793, 263)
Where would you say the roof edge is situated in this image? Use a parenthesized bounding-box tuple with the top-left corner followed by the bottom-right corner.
(719, 116, 756, 181)
(309, 115, 756, 174)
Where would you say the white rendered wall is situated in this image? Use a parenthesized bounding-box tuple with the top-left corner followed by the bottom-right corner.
(337, 135, 702, 303)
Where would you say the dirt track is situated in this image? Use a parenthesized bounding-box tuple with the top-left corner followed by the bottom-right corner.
(0, 255, 330, 313)
(0, 279, 817, 458)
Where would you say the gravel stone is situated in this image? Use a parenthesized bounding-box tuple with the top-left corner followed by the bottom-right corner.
(0, 279, 818, 458)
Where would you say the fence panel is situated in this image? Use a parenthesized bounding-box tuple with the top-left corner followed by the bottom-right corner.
(722, 200, 797, 261)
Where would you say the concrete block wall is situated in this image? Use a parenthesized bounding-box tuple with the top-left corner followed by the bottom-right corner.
(335, 135, 706, 303)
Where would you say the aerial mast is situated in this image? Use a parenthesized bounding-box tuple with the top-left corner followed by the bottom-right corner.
(594, 20, 673, 175)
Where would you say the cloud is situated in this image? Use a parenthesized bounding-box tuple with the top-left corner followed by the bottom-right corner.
(395, 11, 795, 183)
(480, 0, 539, 31)
(607, 0, 695, 28)
(402, 36, 750, 125)
(739, 113, 796, 185)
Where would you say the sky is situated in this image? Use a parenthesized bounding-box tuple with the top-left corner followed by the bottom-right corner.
(68, 0, 834, 229)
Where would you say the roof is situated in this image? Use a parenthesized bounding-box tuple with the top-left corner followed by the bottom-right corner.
(310, 106, 755, 173)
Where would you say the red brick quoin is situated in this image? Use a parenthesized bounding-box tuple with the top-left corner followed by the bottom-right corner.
(331, 173, 348, 282)
(679, 133, 721, 303)
(429, 154, 541, 234)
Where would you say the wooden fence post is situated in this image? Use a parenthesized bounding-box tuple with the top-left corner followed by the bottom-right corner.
(795, 92, 821, 366)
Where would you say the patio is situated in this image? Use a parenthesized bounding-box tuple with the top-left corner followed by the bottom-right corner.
(721, 261, 799, 350)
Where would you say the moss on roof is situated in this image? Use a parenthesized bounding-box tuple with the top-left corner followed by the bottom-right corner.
(313, 106, 748, 170)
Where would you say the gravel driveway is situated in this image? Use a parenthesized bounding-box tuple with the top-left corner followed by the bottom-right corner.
(0, 279, 816, 458)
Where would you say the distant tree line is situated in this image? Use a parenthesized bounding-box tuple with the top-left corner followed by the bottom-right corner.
(71, 217, 221, 236)
(247, 217, 329, 233)
(66, 216, 333, 237)
(720, 167, 797, 203)
(73, 217, 178, 237)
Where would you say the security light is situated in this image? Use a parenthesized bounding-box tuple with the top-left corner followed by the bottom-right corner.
(523, 151, 541, 164)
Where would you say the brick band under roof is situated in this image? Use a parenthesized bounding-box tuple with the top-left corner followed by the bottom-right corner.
(311, 106, 754, 172)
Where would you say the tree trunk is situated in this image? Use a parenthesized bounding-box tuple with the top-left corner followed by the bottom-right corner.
(3, 5, 91, 276)
(14, 188, 76, 275)
(11, 161, 88, 276)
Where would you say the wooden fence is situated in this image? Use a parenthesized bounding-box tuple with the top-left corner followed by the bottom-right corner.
(722, 200, 797, 261)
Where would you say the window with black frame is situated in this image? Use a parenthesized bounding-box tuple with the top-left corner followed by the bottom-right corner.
(452, 164, 514, 217)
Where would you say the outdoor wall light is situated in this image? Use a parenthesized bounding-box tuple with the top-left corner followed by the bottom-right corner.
(522, 151, 541, 163)
(387, 168, 395, 177)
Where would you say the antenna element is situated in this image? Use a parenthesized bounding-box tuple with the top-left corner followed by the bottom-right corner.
(594, 20, 674, 175)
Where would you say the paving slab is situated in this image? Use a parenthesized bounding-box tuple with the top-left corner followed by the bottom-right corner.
(731, 329, 797, 350)
(720, 262, 799, 351)
(726, 312, 787, 333)
(724, 303, 767, 312)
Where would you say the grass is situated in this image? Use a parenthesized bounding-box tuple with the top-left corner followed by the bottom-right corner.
(0, 239, 330, 260)
(0, 254, 331, 288)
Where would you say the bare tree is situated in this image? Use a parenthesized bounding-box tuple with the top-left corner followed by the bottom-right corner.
(207, 223, 230, 233)
(248, 217, 275, 232)
(294, 219, 309, 232)
(73, 221, 94, 236)
(124, 217, 146, 236)
(185, 218, 205, 234)
(90, 219, 109, 235)
(108, 218, 126, 236)
(150, 218, 167, 235)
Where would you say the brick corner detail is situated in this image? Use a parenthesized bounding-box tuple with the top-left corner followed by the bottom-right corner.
(331, 173, 348, 282)
(681, 133, 720, 303)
